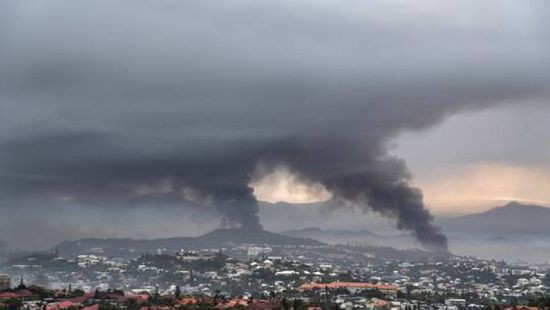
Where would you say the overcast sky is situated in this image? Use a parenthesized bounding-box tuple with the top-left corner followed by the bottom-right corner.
(0, 0, 549, 249)
(392, 103, 550, 215)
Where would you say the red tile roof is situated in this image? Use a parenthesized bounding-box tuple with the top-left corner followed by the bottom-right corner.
(0, 292, 18, 299)
(15, 289, 34, 298)
(504, 306, 538, 310)
(179, 297, 199, 305)
(58, 300, 77, 309)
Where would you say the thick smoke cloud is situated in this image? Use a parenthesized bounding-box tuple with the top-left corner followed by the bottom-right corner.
(0, 0, 549, 250)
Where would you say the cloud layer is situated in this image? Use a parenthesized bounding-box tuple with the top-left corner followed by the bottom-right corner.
(0, 0, 549, 250)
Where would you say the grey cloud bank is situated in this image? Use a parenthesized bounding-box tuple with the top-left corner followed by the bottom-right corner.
(0, 0, 549, 250)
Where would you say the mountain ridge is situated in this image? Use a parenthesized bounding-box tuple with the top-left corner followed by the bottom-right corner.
(437, 201, 550, 235)
(282, 227, 380, 237)
(281, 226, 417, 249)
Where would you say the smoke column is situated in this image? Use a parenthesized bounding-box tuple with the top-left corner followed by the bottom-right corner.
(259, 140, 449, 251)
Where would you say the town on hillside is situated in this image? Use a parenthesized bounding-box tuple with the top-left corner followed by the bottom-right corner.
(1, 241, 550, 310)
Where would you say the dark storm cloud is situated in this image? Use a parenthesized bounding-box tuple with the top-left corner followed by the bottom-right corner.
(0, 0, 549, 250)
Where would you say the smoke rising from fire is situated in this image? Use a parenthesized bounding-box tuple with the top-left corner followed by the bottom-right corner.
(0, 0, 549, 250)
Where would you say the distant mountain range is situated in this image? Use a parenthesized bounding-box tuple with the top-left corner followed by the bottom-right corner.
(279, 201, 550, 255)
(32, 201, 550, 263)
(437, 201, 550, 235)
(283, 227, 380, 239)
(55, 228, 321, 258)
(281, 227, 416, 249)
